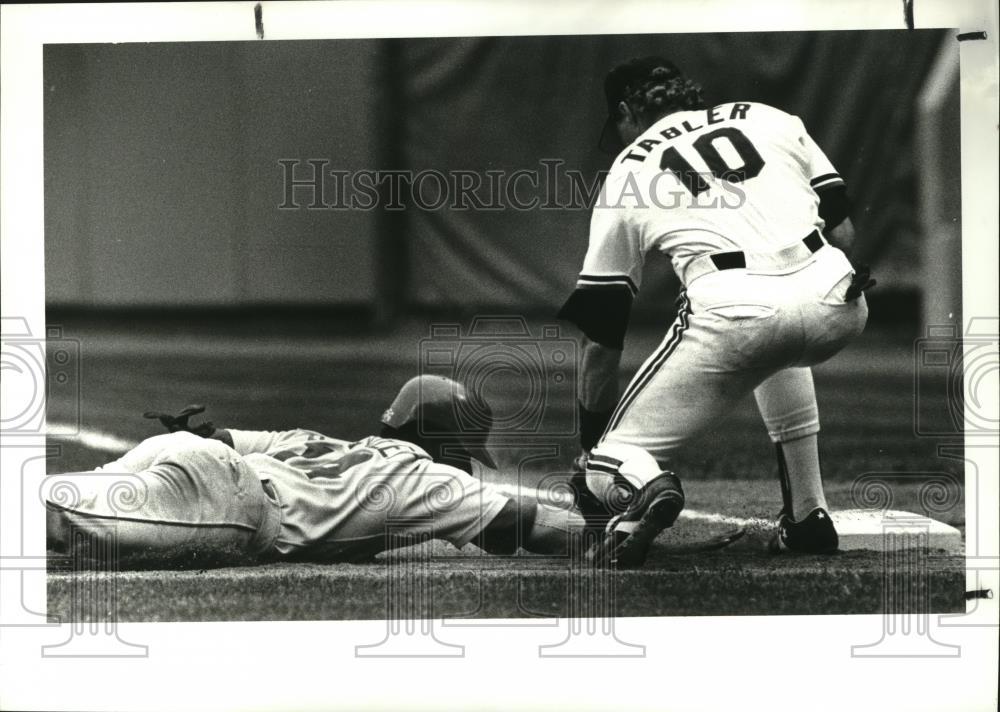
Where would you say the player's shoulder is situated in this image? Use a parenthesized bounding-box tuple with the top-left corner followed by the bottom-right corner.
(722, 100, 786, 113)
(296, 428, 337, 440)
(719, 102, 810, 146)
(719, 101, 799, 125)
(294, 429, 351, 448)
(359, 434, 431, 459)
(606, 145, 644, 178)
(599, 153, 647, 212)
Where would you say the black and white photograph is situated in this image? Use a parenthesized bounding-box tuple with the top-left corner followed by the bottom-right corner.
(1, 2, 997, 711)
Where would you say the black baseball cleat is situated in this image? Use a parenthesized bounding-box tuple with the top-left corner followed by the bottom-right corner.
(587, 471, 685, 568)
(569, 466, 614, 534)
(769, 507, 839, 554)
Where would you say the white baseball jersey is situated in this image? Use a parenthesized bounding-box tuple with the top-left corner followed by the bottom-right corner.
(578, 101, 845, 293)
(558, 99, 866, 471)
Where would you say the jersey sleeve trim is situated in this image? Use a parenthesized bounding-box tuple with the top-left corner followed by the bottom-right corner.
(576, 273, 639, 296)
(810, 173, 845, 191)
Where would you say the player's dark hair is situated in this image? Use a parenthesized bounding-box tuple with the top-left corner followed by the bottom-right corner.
(600, 57, 706, 153)
(623, 70, 707, 125)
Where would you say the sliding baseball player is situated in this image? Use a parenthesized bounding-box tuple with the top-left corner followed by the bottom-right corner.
(46, 376, 584, 564)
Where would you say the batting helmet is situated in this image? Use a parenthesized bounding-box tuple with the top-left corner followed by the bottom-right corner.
(381, 375, 497, 469)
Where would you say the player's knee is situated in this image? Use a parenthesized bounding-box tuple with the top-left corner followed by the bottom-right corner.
(46, 502, 119, 554)
(586, 441, 664, 507)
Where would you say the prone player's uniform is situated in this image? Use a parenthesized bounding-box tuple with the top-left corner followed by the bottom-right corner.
(46, 429, 510, 562)
(559, 101, 867, 464)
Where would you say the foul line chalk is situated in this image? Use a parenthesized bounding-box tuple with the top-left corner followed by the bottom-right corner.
(48, 422, 137, 453)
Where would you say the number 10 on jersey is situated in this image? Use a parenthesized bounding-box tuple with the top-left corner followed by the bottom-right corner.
(660, 127, 765, 196)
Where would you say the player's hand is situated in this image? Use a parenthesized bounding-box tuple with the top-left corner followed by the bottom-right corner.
(845, 263, 875, 302)
(143, 404, 217, 438)
(572, 451, 590, 475)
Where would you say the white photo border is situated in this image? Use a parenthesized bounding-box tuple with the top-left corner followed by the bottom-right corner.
(1, 2, 997, 711)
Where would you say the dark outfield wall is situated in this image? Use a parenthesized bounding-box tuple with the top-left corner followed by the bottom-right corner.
(44, 31, 950, 313)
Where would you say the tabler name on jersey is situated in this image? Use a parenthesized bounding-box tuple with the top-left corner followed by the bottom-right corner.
(620, 103, 752, 164)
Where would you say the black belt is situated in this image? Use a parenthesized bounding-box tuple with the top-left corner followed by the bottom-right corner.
(710, 230, 825, 272)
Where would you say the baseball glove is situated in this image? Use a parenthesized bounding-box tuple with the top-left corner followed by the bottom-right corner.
(845, 263, 876, 301)
(143, 404, 216, 437)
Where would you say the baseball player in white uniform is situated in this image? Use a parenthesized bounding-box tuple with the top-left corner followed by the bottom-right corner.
(559, 57, 873, 567)
(46, 376, 584, 564)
